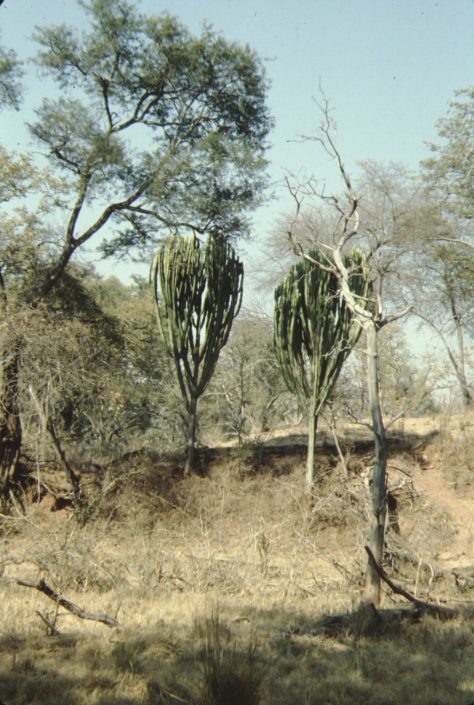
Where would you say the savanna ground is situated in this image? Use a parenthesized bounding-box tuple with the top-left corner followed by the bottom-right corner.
(1, 414, 474, 705)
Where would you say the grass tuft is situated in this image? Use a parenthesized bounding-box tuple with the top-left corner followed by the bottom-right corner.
(199, 612, 266, 705)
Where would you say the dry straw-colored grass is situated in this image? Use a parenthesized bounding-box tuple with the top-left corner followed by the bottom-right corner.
(1, 417, 474, 704)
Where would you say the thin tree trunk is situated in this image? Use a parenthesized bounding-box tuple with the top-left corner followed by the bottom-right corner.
(0, 270, 22, 501)
(0, 342, 22, 502)
(237, 360, 245, 444)
(451, 300, 473, 410)
(184, 395, 198, 476)
(46, 418, 82, 505)
(329, 412, 348, 480)
(416, 309, 473, 410)
(364, 321, 388, 607)
(28, 386, 81, 505)
(305, 386, 319, 493)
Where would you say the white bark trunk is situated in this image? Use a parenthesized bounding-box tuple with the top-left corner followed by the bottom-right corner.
(364, 321, 388, 606)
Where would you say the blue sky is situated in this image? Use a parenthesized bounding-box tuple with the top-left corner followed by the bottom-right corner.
(1, 0, 473, 292)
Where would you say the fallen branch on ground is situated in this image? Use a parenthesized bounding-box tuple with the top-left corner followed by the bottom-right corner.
(308, 550, 468, 638)
(364, 545, 457, 619)
(16, 578, 120, 629)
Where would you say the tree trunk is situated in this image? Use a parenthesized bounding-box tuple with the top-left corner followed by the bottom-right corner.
(0, 342, 22, 501)
(364, 321, 388, 607)
(46, 418, 82, 505)
(451, 300, 473, 410)
(0, 271, 23, 502)
(28, 386, 81, 502)
(305, 386, 319, 494)
(28, 386, 82, 505)
(184, 395, 198, 476)
(237, 360, 245, 444)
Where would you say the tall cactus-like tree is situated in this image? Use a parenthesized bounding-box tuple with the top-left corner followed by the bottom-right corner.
(274, 248, 371, 491)
(152, 234, 243, 474)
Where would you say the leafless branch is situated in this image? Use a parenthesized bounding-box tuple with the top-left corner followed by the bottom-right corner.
(17, 578, 121, 628)
(384, 305, 413, 326)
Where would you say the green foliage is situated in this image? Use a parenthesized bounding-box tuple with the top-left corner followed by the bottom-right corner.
(18, 270, 126, 454)
(274, 249, 371, 415)
(30, 0, 271, 252)
(0, 1, 271, 488)
(16, 272, 178, 461)
(423, 87, 474, 220)
(0, 37, 23, 110)
(66, 275, 181, 455)
(0, 147, 38, 205)
(93, 276, 184, 451)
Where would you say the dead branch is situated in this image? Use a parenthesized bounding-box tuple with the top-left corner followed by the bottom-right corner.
(16, 578, 120, 628)
(364, 546, 456, 619)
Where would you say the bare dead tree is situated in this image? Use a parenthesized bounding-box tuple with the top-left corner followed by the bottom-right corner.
(287, 100, 411, 606)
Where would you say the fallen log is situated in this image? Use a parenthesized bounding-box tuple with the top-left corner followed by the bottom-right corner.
(16, 578, 120, 629)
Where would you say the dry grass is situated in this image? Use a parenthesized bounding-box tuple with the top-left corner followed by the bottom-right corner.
(1, 418, 474, 704)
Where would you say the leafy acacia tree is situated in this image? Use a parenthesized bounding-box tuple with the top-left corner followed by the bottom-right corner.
(415, 89, 474, 406)
(0, 0, 271, 498)
(152, 234, 243, 474)
(414, 244, 474, 409)
(0, 36, 22, 108)
(274, 249, 371, 492)
(423, 87, 474, 222)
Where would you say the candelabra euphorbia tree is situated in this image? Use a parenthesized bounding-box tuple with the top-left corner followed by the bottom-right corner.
(274, 248, 371, 491)
(152, 234, 243, 474)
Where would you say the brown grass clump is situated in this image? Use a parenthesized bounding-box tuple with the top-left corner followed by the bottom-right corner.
(197, 612, 266, 705)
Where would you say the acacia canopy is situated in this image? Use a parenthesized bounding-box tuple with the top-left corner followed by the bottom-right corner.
(28, 0, 271, 276)
(423, 87, 474, 221)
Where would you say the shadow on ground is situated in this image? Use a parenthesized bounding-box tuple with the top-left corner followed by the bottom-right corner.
(1, 599, 474, 705)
